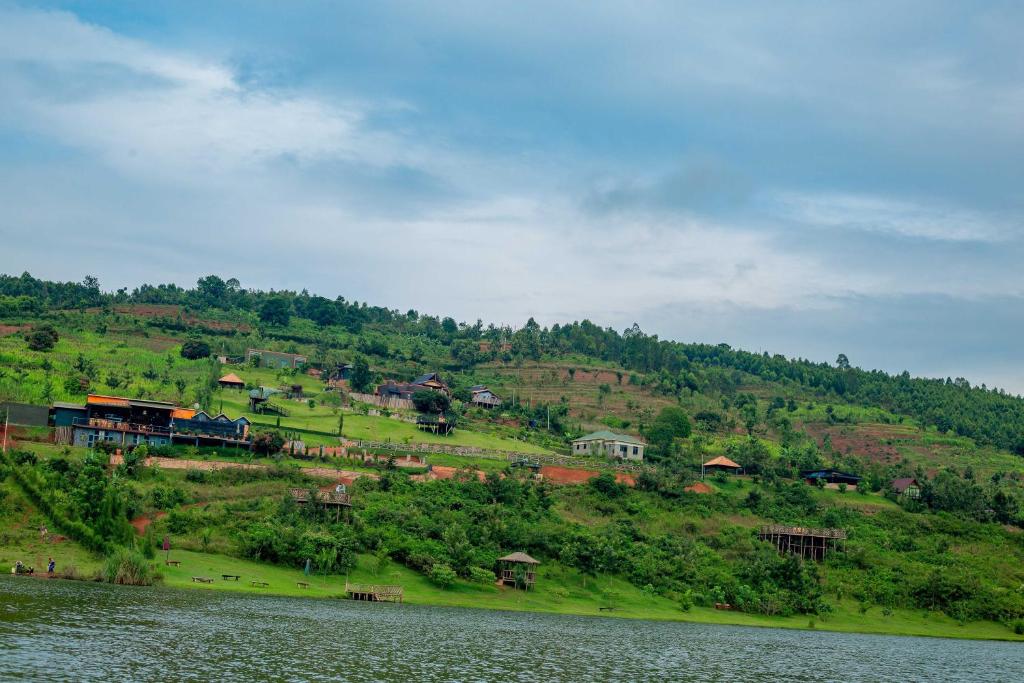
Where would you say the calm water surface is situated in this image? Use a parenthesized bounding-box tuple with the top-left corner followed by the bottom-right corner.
(2, 577, 1022, 682)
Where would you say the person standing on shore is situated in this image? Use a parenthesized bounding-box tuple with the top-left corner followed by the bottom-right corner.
(47, 558, 55, 575)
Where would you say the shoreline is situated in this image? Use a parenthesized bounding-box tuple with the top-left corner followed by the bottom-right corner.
(6, 549, 1022, 643)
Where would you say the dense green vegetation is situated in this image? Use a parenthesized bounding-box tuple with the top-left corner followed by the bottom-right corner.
(3, 270, 1024, 637)
(5, 270, 1024, 451)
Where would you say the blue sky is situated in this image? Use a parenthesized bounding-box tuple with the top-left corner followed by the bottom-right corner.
(1, 2, 1023, 390)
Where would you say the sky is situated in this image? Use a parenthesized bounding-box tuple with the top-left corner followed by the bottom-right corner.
(1, 2, 1022, 390)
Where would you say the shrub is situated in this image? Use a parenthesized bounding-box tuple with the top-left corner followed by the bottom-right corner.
(103, 547, 157, 586)
(184, 468, 207, 483)
(180, 339, 211, 360)
(26, 324, 59, 352)
(428, 563, 458, 588)
(468, 566, 496, 584)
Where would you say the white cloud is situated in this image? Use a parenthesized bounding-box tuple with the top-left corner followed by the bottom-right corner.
(771, 191, 1014, 243)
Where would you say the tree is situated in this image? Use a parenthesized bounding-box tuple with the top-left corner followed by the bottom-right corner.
(412, 390, 451, 414)
(252, 431, 285, 455)
(645, 406, 692, 457)
(180, 339, 211, 360)
(350, 356, 372, 393)
(26, 324, 59, 352)
(259, 296, 292, 326)
(836, 353, 850, 369)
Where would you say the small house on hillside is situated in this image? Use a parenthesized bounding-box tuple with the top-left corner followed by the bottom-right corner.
(702, 456, 742, 477)
(218, 373, 245, 390)
(498, 552, 539, 589)
(891, 477, 921, 499)
(246, 348, 307, 369)
(571, 430, 645, 461)
(469, 385, 502, 408)
(377, 372, 450, 400)
(412, 372, 449, 395)
(802, 469, 862, 487)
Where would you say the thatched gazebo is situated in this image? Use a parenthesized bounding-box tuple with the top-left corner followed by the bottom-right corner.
(498, 552, 540, 590)
(702, 455, 742, 478)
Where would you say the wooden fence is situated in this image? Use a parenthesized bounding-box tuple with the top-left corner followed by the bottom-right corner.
(348, 393, 414, 411)
(348, 440, 645, 473)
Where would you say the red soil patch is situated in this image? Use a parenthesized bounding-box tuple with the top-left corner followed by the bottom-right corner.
(802, 423, 903, 464)
(684, 481, 714, 494)
(539, 465, 635, 487)
(0, 324, 28, 336)
(104, 304, 252, 333)
(425, 465, 486, 481)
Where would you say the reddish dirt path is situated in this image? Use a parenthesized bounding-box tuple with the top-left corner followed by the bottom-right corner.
(109, 454, 375, 483)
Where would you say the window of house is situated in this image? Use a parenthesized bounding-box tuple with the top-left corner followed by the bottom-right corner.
(633, 446, 638, 455)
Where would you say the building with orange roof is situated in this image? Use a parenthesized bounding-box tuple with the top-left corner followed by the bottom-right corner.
(59, 393, 251, 450)
(702, 455, 743, 478)
(217, 373, 245, 389)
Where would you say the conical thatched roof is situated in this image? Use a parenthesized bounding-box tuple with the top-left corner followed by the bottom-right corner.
(703, 455, 741, 469)
(219, 373, 244, 384)
(498, 552, 540, 565)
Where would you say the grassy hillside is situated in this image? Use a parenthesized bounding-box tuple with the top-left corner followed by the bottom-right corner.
(3, 273, 1024, 639)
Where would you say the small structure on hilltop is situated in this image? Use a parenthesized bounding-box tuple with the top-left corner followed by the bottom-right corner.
(290, 487, 351, 522)
(217, 373, 245, 390)
(498, 552, 539, 590)
(571, 430, 645, 461)
(377, 372, 450, 401)
(416, 413, 456, 435)
(759, 525, 847, 561)
(891, 477, 921, 499)
(801, 469, 862, 487)
(469, 385, 502, 409)
(702, 456, 742, 478)
(248, 386, 284, 414)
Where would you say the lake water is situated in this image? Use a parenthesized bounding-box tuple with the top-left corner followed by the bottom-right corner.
(2, 577, 1022, 682)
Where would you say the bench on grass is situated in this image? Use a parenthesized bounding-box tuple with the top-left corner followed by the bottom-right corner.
(297, 581, 309, 589)
(250, 580, 269, 588)
(222, 574, 241, 581)
(191, 576, 213, 584)
(165, 560, 181, 567)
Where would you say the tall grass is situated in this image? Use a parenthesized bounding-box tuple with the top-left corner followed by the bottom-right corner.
(103, 547, 159, 586)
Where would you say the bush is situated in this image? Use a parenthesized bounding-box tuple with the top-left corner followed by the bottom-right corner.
(428, 562, 458, 588)
(26, 324, 59, 352)
(103, 547, 157, 586)
(184, 468, 207, 483)
(180, 339, 211, 360)
(468, 566, 496, 584)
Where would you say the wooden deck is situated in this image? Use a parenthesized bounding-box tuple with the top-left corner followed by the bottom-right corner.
(758, 525, 847, 561)
(344, 582, 403, 603)
(289, 488, 352, 507)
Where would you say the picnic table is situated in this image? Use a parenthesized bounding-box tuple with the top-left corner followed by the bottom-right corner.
(191, 576, 213, 584)
(222, 574, 241, 581)
(165, 560, 181, 567)
(296, 581, 309, 588)
(250, 580, 269, 588)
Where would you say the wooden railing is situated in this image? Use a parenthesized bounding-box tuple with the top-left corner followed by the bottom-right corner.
(289, 488, 352, 506)
(759, 525, 847, 539)
(345, 582, 403, 602)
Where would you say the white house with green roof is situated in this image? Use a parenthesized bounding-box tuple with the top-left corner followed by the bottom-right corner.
(571, 430, 645, 461)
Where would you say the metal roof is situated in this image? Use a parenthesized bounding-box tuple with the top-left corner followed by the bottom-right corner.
(573, 430, 645, 445)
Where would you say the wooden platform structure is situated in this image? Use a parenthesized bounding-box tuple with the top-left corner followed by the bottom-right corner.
(498, 552, 539, 590)
(758, 525, 846, 561)
(345, 582, 403, 603)
(289, 488, 352, 507)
